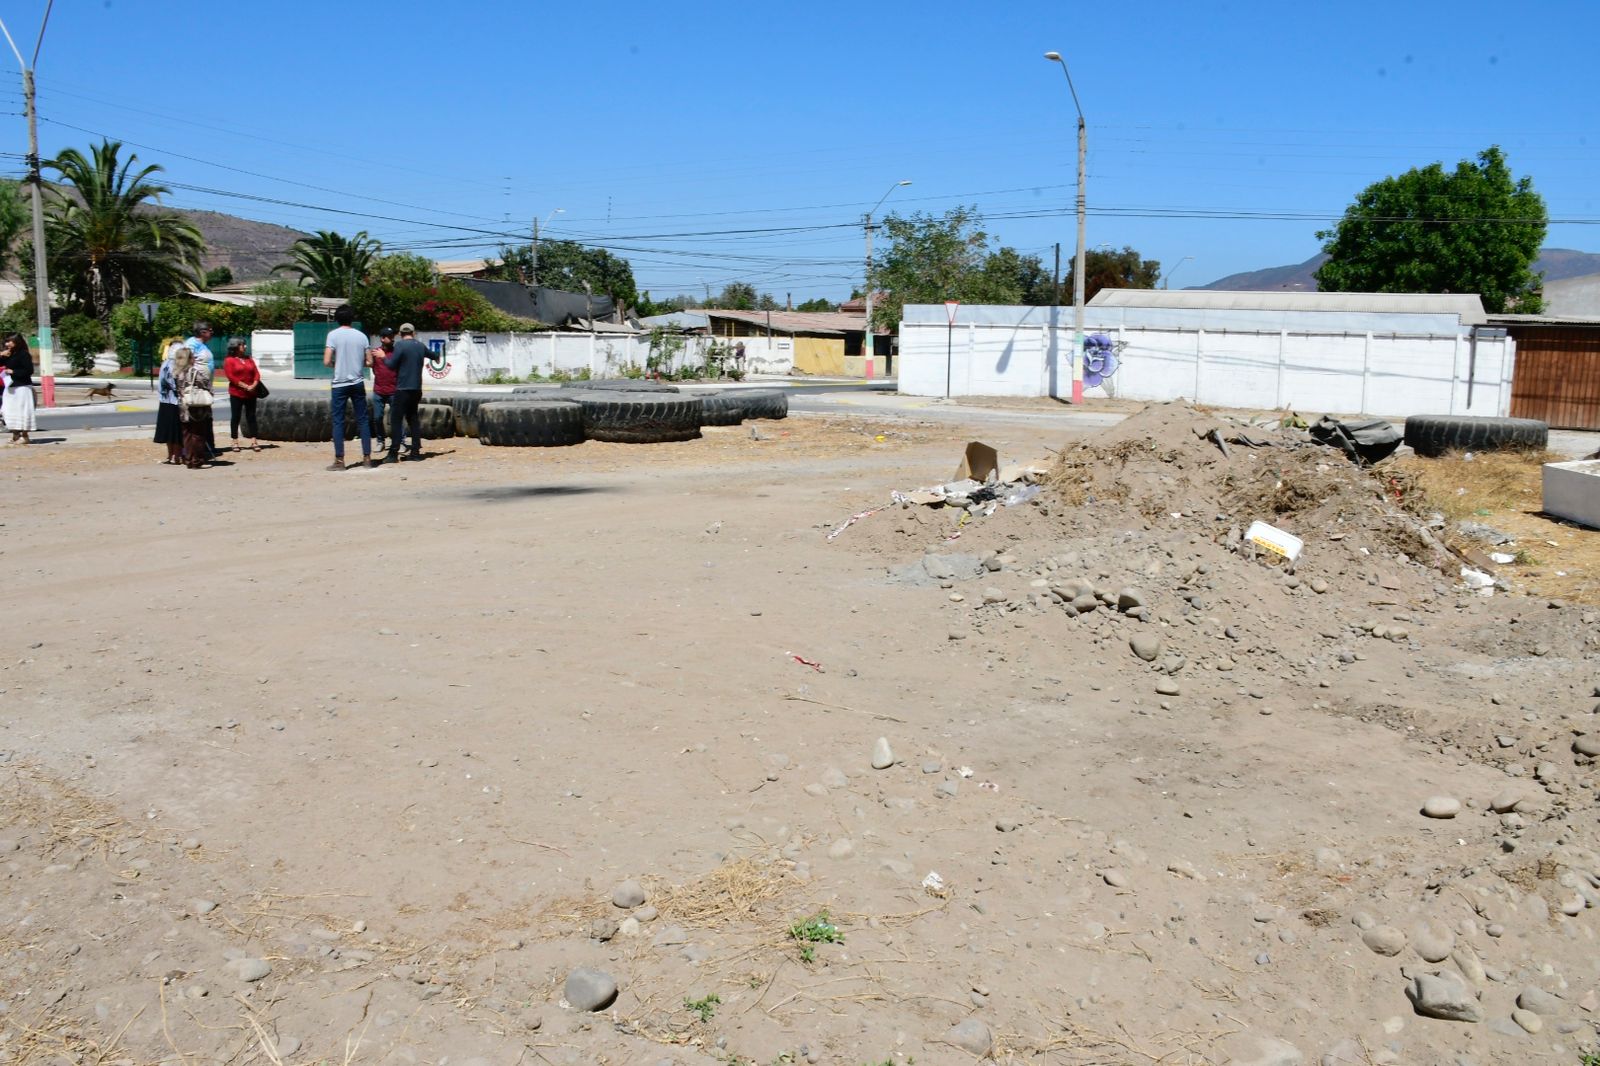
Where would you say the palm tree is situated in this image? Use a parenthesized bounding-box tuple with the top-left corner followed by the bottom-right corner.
(44, 140, 206, 323)
(274, 230, 381, 298)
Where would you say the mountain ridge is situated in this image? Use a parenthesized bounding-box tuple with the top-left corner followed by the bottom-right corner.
(1195, 248, 1600, 292)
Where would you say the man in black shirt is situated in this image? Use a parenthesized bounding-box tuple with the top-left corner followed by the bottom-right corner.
(383, 323, 429, 463)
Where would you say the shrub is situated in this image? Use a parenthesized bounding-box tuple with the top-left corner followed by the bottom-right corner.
(56, 313, 109, 375)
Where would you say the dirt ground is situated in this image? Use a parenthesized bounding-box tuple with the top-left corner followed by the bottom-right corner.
(2, 406, 1599, 1066)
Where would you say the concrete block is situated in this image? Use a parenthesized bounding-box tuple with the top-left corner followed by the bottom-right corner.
(1543, 459, 1600, 530)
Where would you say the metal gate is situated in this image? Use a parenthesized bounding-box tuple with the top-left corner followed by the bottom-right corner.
(292, 321, 366, 378)
(1509, 325, 1600, 430)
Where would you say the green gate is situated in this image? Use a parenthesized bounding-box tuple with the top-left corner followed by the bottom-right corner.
(293, 321, 364, 378)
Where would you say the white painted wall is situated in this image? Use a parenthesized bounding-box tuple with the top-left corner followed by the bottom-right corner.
(899, 310, 1515, 418)
(252, 330, 294, 371)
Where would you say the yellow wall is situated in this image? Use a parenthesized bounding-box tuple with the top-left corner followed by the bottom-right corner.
(793, 336, 845, 376)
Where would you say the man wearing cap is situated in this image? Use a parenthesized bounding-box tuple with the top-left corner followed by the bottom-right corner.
(383, 323, 428, 463)
(369, 328, 398, 454)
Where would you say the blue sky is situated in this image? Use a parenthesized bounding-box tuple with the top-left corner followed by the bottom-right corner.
(2, 0, 1595, 301)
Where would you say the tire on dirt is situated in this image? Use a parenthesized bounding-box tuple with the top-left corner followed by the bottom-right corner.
(557, 378, 680, 393)
(732, 388, 788, 420)
(1403, 415, 1548, 458)
(560, 390, 703, 443)
(510, 385, 561, 397)
(256, 395, 336, 443)
(697, 390, 747, 427)
(416, 403, 456, 440)
(477, 400, 586, 447)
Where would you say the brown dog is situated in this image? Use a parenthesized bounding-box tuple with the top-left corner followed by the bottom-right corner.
(86, 383, 116, 401)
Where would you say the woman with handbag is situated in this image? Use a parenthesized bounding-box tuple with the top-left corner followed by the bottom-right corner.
(222, 336, 264, 451)
(2, 332, 37, 445)
(153, 340, 184, 464)
(173, 344, 215, 468)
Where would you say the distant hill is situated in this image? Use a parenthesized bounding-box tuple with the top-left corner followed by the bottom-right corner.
(1196, 248, 1600, 293)
(176, 209, 308, 283)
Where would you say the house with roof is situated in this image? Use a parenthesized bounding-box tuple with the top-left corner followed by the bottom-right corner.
(639, 308, 884, 377)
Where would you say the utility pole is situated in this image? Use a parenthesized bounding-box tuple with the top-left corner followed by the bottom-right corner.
(1045, 51, 1087, 404)
(1, 1, 57, 406)
(1053, 242, 1061, 307)
(530, 208, 563, 290)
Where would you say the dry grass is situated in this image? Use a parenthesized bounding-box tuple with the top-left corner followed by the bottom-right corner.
(1395, 448, 1600, 604)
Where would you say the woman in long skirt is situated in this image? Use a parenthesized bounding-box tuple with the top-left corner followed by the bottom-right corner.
(2, 333, 37, 445)
(173, 345, 214, 468)
(153, 340, 183, 464)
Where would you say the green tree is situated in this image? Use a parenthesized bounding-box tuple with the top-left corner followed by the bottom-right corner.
(0, 180, 26, 280)
(872, 206, 992, 329)
(1315, 146, 1546, 313)
(366, 252, 436, 287)
(1062, 245, 1161, 304)
(983, 246, 1055, 305)
(714, 281, 758, 310)
(489, 240, 638, 307)
(56, 312, 109, 375)
(43, 140, 206, 323)
(248, 279, 314, 329)
(203, 265, 234, 288)
(795, 296, 837, 313)
(274, 229, 381, 298)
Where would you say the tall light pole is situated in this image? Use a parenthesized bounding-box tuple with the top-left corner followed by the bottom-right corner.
(1, 1, 56, 406)
(1161, 255, 1195, 290)
(529, 208, 564, 288)
(1044, 50, 1086, 404)
(861, 180, 911, 381)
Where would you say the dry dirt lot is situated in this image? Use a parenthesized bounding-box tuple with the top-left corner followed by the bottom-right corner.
(1, 406, 1598, 1066)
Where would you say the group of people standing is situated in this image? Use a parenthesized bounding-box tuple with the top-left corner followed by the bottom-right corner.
(324, 304, 427, 471)
(154, 320, 266, 468)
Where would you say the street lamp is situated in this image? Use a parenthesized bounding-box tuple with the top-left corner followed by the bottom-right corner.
(861, 180, 911, 381)
(0, 1, 56, 406)
(1161, 255, 1195, 290)
(530, 208, 564, 288)
(1044, 50, 1086, 404)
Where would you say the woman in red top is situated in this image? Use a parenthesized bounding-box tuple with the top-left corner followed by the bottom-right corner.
(222, 336, 261, 452)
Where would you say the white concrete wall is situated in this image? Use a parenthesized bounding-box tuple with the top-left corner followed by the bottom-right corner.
(400, 331, 745, 384)
(252, 330, 294, 371)
(899, 318, 1516, 418)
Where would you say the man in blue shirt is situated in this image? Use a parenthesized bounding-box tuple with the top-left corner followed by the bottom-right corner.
(323, 304, 373, 470)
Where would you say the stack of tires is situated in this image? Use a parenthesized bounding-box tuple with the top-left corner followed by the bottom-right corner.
(255, 395, 456, 443)
(438, 379, 789, 449)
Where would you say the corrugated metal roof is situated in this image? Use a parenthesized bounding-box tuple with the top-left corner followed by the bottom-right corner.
(698, 308, 869, 335)
(639, 311, 710, 330)
(435, 258, 492, 276)
(1089, 288, 1488, 324)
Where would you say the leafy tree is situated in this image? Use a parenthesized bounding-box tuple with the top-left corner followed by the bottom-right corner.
(0, 180, 26, 280)
(489, 240, 638, 307)
(1315, 146, 1546, 313)
(366, 252, 436, 287)
(203, 265, 234, 288)
(756, 292, 781, 311)
(715, 281, 758, 310)
(872, 206, 991, 329)
(873, 206, 1060, 328)
(274, 229, 381, 298)
(43, 140, 206, 323)
(795, 297, 837, 312)
(248, 279, 314, 330)
(56, 312, 109, 374)
(1062, 245, 1161, 303)
(984, 247, 1055, 305)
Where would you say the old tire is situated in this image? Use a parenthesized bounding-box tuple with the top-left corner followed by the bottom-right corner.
(510, 385, 562, 397)
(557, 378, 680, 393)
(560, 390, 703, 443)
(478, 400, 586, 447)
(1403, 415, 1548, 458)
(256, 395, 335, 442)
(417, 403, 456, 440)
(697, 390, 747, 426)
(734, 388, 788, 420)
